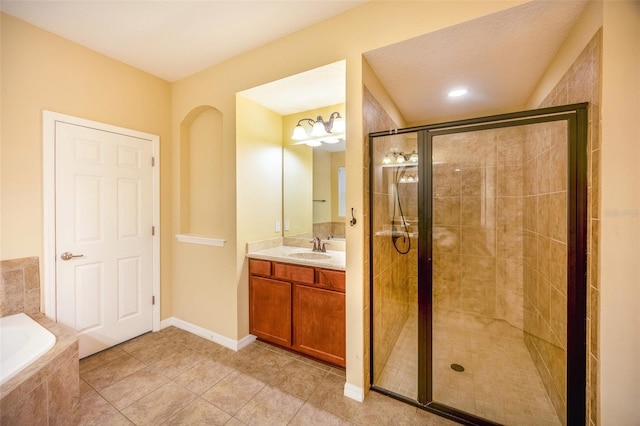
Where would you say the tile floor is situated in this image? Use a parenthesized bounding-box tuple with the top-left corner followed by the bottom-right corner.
(79, 326, 458, 425)
(375, 309, 561, 425)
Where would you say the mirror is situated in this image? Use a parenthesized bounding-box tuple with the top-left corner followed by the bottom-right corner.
(237, 60, 346, 241)
(283, 139, 345, 239)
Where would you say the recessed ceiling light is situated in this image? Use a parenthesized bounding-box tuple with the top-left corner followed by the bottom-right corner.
(448, 88, 468, 98)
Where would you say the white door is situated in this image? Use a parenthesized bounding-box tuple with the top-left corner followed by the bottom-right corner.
(55, 121, 154, 358)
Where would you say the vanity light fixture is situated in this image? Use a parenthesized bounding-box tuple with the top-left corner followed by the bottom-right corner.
(382, 150, 418, 166)
(399, 173, 418, 183)
(291, 112, 345, 146)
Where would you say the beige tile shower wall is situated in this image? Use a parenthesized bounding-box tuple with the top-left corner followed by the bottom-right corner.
(363, 86, 404, 389)
(432, 128, 524, 329)
(370, 133, 418, 378)
(527, 30, 602, 426)
(496, 127, 526, 329)
(523, 119, 569, 425)
(0, 257, 40, 317)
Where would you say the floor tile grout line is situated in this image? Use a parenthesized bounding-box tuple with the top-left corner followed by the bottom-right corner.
(81, 328, 454, 426)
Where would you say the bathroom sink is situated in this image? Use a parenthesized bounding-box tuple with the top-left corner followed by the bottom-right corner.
(288, 252, 331, 260)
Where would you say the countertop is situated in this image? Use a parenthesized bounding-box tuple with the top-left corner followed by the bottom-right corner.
(246, 245, 345, 271)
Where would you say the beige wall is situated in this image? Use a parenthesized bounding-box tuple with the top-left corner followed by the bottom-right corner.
(283, 144, 313, 237)
(0, 13, 173, 318)
(599, 2, 640, 425)
(330, 150, 346, 223)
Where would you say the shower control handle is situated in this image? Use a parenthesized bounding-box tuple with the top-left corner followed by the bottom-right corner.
(60, 252, 84, 261)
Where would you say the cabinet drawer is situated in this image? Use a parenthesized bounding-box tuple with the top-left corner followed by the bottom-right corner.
(273, 262, 314, 284)
(316, 269, 345, 292)
(249, 259, 271, 276)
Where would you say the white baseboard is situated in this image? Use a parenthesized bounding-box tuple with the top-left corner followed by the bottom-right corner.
(343, 382, 365, 402)
(160, 316, 256, 351)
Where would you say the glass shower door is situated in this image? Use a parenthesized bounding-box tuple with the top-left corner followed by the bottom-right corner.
(428, 123, 568, 425)
(370, 131, 419, 401)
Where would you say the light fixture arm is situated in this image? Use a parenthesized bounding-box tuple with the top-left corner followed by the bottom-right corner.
(295, 112, 343, 133)
(295, 117, 317, 128)
(323, 112, 343, 133)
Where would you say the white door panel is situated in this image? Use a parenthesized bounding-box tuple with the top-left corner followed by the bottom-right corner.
(55, 121, 153, 358)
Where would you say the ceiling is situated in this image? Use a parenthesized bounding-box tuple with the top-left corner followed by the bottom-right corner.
(1, 0, 588, 123)
(238, 60, 346, 116)
(0, 0, 365, 82)
(363, 0, 589, 123)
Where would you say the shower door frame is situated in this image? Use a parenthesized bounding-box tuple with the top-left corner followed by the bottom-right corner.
(369, 103, 588, 426)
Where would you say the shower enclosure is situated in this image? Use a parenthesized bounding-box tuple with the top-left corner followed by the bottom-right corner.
(369, 105, 587, 426)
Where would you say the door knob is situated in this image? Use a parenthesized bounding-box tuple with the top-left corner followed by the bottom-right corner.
(60, 252, 84, 261)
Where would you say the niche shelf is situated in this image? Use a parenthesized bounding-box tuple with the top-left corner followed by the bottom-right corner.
(175, 234, 226, 247)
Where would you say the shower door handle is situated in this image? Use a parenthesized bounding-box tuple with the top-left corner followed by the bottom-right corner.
(60, 252, 84, 261)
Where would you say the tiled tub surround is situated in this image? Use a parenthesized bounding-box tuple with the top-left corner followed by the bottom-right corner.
(0, 256, 40, 317)
(0, 313, 56, 385)
(0, 257, 80, 424)
(0, 313, 79, 424)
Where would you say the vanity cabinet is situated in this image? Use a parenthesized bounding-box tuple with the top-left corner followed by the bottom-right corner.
(248, 258, 345, 368)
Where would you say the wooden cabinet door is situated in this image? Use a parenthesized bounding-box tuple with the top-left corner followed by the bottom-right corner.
(249, 276, 292, 347)
(293, 284, 345, 367)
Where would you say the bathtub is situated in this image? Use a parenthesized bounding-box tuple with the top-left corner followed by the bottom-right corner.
(0, 313, 56, 385)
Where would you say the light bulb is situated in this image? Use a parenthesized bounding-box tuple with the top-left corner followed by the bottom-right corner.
(331, 115, 345, 133)
(409, 151, 418, 162)
(407, 175, 414, 182)
(310, 119, 327, 137)
(400, 176, 407, 183)
(292, 124, 307, 140)
(396, 154, 405, 164)
(382, 154, 392, 165)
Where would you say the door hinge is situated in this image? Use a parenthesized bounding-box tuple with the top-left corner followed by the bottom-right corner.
(151, 157, 155, 167)
(152, 226, 155, 236)
(152, 295, 155, 305)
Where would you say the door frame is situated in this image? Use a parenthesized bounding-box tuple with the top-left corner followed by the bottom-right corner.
(42, 110, 161, 332)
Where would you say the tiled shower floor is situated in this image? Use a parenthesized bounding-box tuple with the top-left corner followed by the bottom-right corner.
(78, 326, 457, 425)
(375, 310, 562, 426)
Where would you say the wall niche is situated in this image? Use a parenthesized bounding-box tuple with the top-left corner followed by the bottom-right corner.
(178, 106, 225, 245)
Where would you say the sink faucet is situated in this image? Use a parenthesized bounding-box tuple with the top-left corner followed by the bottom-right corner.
(309, 236, 329, 252)
(309, 237, 321, 252)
